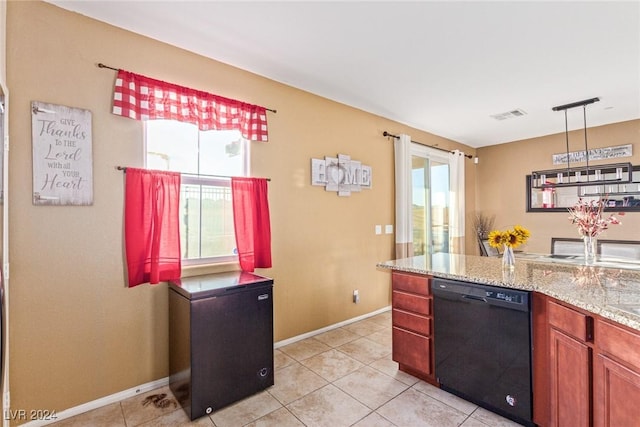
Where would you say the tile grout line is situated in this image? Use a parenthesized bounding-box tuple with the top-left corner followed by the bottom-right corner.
(272, 317, 393, 426)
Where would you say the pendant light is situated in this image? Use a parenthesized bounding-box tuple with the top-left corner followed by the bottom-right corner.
(531, 97, 632, 190)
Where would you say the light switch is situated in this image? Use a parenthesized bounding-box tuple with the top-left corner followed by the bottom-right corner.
(375, 225, 382, 235)
(385, 225, 393, 234)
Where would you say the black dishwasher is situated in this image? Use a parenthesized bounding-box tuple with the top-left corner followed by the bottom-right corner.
(169, 272, 274, 420)
(433, 278, 534, 427)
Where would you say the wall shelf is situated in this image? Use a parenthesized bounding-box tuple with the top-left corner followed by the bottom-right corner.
(531, 162, 633, 189)
(526, 165, 640, 212)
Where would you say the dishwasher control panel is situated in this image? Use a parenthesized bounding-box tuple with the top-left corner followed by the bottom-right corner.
(485, 290, 524, 304)
(433, 278, 530, 311)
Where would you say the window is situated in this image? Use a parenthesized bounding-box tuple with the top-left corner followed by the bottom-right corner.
(410, 144, 452, 255)
(145, 120, 249, 264)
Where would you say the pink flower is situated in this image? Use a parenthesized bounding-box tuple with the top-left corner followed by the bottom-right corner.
(568, 198, 623, 237)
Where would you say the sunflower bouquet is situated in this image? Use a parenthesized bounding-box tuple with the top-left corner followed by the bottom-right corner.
(488, 225, 531, 249)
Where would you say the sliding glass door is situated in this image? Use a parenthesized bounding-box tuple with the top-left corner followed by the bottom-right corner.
(411, 144, 451, 256)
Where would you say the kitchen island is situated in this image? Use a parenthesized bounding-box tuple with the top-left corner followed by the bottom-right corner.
(378, 252, 640, 331)
(378, 253, 640, 427)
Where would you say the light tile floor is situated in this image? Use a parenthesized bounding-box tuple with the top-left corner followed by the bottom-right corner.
(51, 311, 522, 426)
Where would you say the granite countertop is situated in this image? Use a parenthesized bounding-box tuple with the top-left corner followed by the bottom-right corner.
(377, 253, 640, 332)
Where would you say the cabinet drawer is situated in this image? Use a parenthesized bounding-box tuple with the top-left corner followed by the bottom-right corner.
(549, 300, 592, 342)
(392, 272, 431, 296)
(597, 319, 640, 371)
(392, 290, 431, 316)
(392, 326, 432, 375)
(393, 308, 431, 336)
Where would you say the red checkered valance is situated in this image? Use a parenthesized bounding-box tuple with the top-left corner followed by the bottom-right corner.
(112, 70, 269, 142)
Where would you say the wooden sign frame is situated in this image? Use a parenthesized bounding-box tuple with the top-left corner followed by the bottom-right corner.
(31, 101, 93, 206)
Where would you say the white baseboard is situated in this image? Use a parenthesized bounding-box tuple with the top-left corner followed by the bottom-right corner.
(19, 377, 169, 427)
(20, 306, 390, 426)
(274, 305, 391, 348)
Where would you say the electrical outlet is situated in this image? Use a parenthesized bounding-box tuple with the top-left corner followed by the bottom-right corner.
(353, 289, 360, 304)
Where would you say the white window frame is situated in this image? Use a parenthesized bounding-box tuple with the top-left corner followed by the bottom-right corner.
(144, 122, 250, 266)
(179, 175, 237, 266)
(410, 143, 454, 255)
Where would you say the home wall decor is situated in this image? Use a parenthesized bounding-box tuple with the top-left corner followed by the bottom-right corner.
(311, 153, 371, 196)
(31, 101, 93, 205)
(552, 144, 632, 165)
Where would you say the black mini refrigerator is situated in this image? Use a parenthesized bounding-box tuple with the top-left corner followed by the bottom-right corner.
(169, 272, 274, 420)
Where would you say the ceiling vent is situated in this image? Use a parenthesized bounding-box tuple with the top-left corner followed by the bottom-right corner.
(490, 109, 527, 121)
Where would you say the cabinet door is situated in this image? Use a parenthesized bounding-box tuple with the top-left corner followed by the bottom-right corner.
(392, 326, 431, 375)
(532, 293, 550, 427)
(593, 354, 640, 427)
(549, 328, 591, 427)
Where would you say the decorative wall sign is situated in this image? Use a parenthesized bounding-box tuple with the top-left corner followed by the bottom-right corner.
(311, 154, 372, 196)
(552, 144, 632, 165)
(31, 101, 93, 205)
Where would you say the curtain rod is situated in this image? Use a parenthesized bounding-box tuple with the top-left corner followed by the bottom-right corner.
(97, 63, 277, 114)
(116, 166, 271, 181)
(382, 131, 473, 159)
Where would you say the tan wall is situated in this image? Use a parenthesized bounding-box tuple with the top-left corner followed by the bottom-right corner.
(1, 0, 6, 246)
(0, 0, 5, 85)
(6, 1, 476, 416)
(476, 119, 640, 253)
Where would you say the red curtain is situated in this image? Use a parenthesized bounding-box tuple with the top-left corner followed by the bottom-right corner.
(231, 178, 272, 272)
(125, 168, 182, 287)
(112, 70, 269, 141)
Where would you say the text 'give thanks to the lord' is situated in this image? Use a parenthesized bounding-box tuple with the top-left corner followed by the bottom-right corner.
(31, 101, 93, 206)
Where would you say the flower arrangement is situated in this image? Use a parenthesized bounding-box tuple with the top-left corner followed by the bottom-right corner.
(472, 212, 495, 239)
(568, 198, 622, 237)
(487, 225, 531, 249)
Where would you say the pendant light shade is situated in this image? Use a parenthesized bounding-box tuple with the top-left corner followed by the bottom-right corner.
(531, 97, 632, 189)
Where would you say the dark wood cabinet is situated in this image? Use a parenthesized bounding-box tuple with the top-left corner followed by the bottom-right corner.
(391, 271, 436, 384)
(548, 328, 591, 427)
(593, 319, 640, 427)
(547, 300, 593, 427)
(534, 295, 640, 427)
(532, 292, 551, 426)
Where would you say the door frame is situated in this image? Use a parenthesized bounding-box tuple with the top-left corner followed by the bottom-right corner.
(410, 142, 452, 255)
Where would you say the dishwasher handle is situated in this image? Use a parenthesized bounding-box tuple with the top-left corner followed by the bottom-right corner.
(462, 294, 488, 303)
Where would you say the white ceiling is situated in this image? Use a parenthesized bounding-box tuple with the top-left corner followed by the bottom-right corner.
(46, 1, 640, 148)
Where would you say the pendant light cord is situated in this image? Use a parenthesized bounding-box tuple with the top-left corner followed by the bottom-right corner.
(564, 110, 570, 177)
(583, 105, 589, 178)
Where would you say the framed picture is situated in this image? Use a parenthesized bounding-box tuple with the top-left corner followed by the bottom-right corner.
(32, 101, 93, 205)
